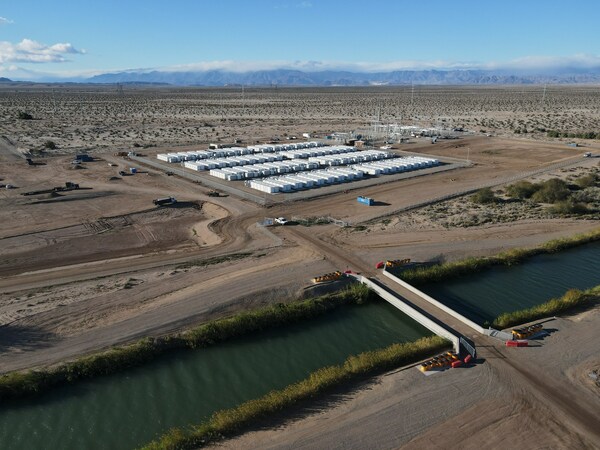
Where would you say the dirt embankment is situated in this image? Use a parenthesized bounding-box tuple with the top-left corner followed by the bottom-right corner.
(213, 309, 600, 450)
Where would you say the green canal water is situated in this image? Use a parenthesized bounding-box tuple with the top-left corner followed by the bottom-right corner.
(420, 241, 600, 326)
(0, 300, 431, 450)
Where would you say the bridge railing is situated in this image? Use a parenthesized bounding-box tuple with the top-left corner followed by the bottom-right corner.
(350, 274, 460, 353)
(382, 268, 485, 334)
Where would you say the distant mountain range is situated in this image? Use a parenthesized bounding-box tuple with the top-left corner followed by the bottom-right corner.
(3, 69, 600, 86)
(86, 68, 600, 86)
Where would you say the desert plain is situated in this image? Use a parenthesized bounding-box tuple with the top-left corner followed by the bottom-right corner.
(0, 84, 599, 448)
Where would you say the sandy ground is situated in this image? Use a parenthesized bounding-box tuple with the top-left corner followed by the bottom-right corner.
(215, 308, 600, 450)
(0, 86, 599, 449)
(0, 132, 598, 370)
(1, 85, 599, 153)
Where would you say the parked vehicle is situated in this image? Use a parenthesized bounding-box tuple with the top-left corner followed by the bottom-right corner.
(153, 197, 177, 206)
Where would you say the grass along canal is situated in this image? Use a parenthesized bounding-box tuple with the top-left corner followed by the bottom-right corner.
(418, 241, 600, 326)
(0, 298, 432, 450)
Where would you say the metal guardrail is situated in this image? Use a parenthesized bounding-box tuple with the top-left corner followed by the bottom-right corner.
(460, 337, 477, 359)
(382, 268, 485, 334)
(350, 274, 460, 353)
(382, 269, 522, 346)
(484, 328, 513, 341)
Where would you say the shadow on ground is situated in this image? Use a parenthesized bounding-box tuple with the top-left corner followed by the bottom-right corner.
(0, 323, 59, 353)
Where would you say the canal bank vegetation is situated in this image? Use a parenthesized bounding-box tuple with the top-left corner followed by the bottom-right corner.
(492, 285, 600, 329)
(142, 335, 449, 450)
(0, 283, 375, 401)
(400, 228, 600, 285)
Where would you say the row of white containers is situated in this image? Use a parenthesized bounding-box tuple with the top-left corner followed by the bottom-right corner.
(246, 156, 440, 193)
(158, 149, 244, 163)
(157, 141, 326, 163)
(247, 168, 367, 193)
(308, 149, 390, 166)
(184, 149, 366, 172)
(210, 155, 439, 183)
(184, 154, 285, 171)
(354, 156, 439, 175)
(278, 145, 356, 159)
(210, 160, 320, 181)
(247, 141, 325, 153)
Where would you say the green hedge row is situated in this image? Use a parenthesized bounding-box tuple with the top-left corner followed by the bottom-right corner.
(142, 335, 449, 450)
(0, 283, 374, 401)
(400, 228, 600, 285)
(492, 285, 600, 329)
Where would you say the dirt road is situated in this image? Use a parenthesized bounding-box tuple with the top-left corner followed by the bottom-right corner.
(218, 232, 600, 450)
(219, 311, 600, 450)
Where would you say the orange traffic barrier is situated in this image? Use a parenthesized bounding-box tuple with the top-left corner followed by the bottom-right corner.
(312, 271, 343, 283)
(511, 324, 543, 340)
(384, 258, 411, 268)
(419, 351, 460, 372)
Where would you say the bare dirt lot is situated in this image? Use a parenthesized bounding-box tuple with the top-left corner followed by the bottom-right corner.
(0, 85, 599, 448)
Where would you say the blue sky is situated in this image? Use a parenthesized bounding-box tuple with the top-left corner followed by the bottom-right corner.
(1, 0, 599, 79)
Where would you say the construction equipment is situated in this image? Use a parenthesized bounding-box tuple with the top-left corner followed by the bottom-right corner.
(419, 351, 460, 372)
(385, 258, 411, 268)
(207, 190, 221, 197)
(511, 323, 543, 340)
(312, 271, 343, 283)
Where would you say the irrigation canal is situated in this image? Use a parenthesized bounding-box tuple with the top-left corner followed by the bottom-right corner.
(2, 242, 599, 449)
(0, 301, 431, 450)
(419, 241, 600, 326)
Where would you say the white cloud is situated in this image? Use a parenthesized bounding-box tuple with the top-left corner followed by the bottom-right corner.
(3, 54, 600, 82)
(483, 54, 600, 71)
(296, 1, 312, 7)
(0, 16, 13, 25)
(0, 64, 104, 81)
(161, 54, 600, 74)
(0, 39, 85, 64)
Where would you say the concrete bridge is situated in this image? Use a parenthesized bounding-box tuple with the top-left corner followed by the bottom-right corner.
(348, 268, 514, 359)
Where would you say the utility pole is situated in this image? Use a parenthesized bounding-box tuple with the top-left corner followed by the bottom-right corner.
(541, 83, 547, 107)
(220, 93, 224, 120)
(242, 85, 245, 117)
